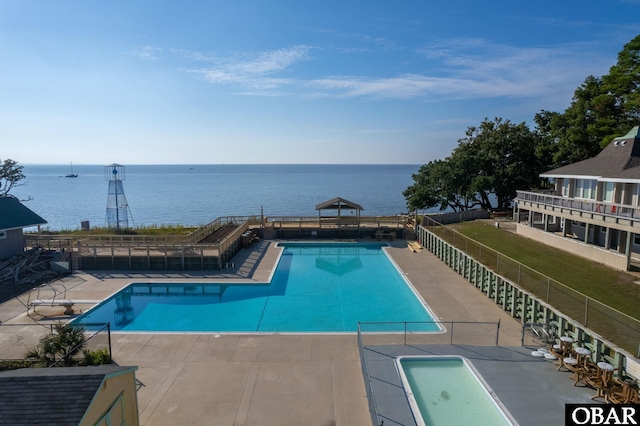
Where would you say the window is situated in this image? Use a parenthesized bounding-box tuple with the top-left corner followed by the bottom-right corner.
(0, 231, 5, 240)
(562, 179, 570, 197)
(603, 182, 614, 202)
(574, 179, 597, 200)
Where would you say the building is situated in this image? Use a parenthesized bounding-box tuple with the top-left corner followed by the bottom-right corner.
(515, 126, 640, 271)
(0, 365, 140, 425)
(0, 196, 47, 260)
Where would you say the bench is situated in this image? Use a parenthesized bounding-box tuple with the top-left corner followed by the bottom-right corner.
(408, 241, 422, 253)
(375, 231, 396, 241)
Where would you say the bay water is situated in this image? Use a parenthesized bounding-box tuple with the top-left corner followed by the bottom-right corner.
(11, 164, 422, 231)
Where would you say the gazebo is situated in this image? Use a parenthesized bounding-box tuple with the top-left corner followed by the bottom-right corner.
(315, 197, 363, 235)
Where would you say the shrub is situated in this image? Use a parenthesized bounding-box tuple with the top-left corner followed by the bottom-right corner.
(82, 348, 112, 366)
(24, 323, 86, 367)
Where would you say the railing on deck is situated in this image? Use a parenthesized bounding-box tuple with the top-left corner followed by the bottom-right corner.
(185, 216, 261, 244)
(516, 190, 640, 221)
(25, 214, 409, 271)
(266, 215, 407, 228)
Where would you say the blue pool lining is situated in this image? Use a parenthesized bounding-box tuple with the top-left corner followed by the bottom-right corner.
(72, 241, 441, 334)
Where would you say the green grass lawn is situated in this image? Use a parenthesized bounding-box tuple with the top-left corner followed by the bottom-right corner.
(442, 221, 640, 320)
(36, 224, 199, 236)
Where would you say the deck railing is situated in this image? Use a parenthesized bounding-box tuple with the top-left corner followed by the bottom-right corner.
(24, 215, 409, 271)
(516, 190, 640, 221)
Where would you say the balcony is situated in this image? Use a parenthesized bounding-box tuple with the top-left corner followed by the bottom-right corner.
(515, 190, 640, 231)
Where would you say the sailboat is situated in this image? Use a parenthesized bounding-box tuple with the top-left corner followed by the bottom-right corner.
(65, 162, 78, 178)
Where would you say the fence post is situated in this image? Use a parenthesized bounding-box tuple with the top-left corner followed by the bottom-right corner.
(107, 322, 112, 361)
(546, 278, 551, 303)
(584, 297, 588, 326)
(404, 322, 407, 345)
(450, 322, 454, 345)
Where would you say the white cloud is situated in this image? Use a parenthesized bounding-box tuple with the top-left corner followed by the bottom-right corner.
(144, 37, 614, 106)
(188, 46, 311, 90)
(126, 46, 163, 60)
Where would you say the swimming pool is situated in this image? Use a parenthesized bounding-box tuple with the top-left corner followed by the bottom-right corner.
(74, 242, 440, 333)
(396, 356, 515, 426)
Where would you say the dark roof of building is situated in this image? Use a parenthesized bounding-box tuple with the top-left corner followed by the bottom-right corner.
(315, 197, 364, 211)
(0, 196, 47, 231)
(542, 126, 640, 181)
(0, 365, 137, 426)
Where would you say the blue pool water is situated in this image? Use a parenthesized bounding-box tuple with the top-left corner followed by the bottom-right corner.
(74, 242, 439, 332)
(397, 357, 514, 426)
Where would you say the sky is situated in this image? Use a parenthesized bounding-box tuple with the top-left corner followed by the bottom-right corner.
(1, 1, 639, 165)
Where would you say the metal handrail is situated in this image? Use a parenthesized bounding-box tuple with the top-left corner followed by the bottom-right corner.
(27, 282, 67, 306)
(356, 322, 383, 426)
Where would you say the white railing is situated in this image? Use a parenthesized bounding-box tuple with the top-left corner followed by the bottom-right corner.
(516, 190, 640, 221)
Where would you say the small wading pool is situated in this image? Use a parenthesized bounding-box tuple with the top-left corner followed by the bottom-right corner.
(396, 356, 515, 426)
(73, 242, 441, 333)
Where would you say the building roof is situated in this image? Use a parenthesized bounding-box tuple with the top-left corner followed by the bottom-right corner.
(0, 365, 137, 426)
(0, 196, 47, 232)
(541, 126, 640, 182)
(315, 197, 364, 211)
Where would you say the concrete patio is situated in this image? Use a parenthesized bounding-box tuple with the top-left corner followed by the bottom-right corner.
(0, 240, 597, 425)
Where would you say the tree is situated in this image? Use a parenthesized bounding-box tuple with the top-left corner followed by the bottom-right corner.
(403, 157, 480, 212)
(464, 118, 542, 209)
(545, 35, 640, 165)
(532, 110, 560, 174)
(548, 76, 617, 166)
(0, 159, 25, 197)
(601, 34, 640, 130)
(404, 118, 545, 212)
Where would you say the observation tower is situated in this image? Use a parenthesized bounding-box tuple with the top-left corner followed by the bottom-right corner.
(105, 163, 132, 230)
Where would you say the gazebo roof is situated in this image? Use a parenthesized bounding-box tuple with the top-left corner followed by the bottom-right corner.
(315, 197, 364, 211)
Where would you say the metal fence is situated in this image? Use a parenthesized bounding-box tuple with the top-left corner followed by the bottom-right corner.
(421, 216, 640, 357)
(0, 322, 111, 365)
